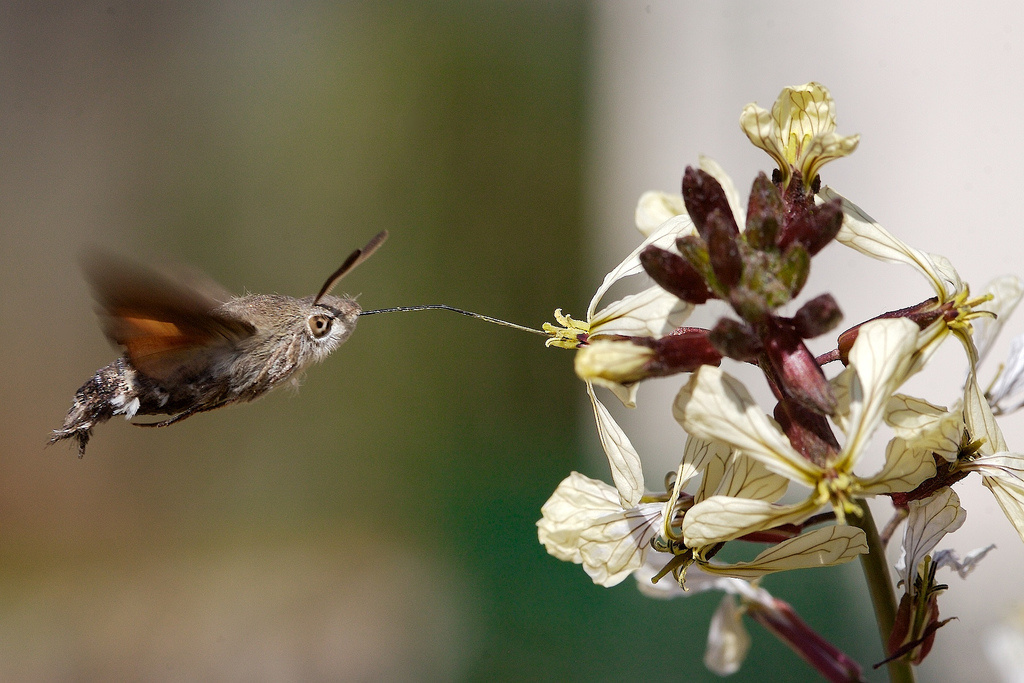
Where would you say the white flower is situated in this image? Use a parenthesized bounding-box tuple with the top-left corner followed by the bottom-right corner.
(675, 318, 935, 545)
(986, 332, 1024, 415)
(895, 488, 967, 589)
(740, 82, 859, 188)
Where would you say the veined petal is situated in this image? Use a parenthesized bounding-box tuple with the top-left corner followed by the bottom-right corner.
(820, 187, 959, 302)
(932, 544, 996, 579)
(964, 371, 1008, 454)
(587, 213, 696, 319)
(857, 437, 937, 495)
(712, 453, 790, 503)
(698, 525, 868, 579)
(965, 453, 1024, 489)
(682, 495, 820, 547)
(634, 556, 765, 600)
(981, 473, 1024, 544)
(674, 366, 819, 485)
(590, 284, 692, 338)
(705, 594, 751, 676)
(838, 318, 920, 472)
(635, 191, 686, 237)
(699, 155, 746, 229)
(537, 472, 623, 563)
(587, 383, 645, 507)
(975, 275, 1024, 363)
(578, 501, 665, 587)
(680, 435, 732, 495)
(885, 394, 962, 460)
(895, 487, 966, 587)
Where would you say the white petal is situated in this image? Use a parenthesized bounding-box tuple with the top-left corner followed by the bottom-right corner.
(537, 472, 623, 563)
(578, 501, 665, 587)
(987, 333, 1024, 413)
(680, 435, 732, 493)
(682, 495, 820, 547)
(964, 371, 1008, 454)
(982, 474, 1024, 545)
(587, 213, 696, 320)
(895, 487, 966, 587)
(967, 453, 1024, 544)
(885, 394, 961, 460)
(588, 384, 645, 507)
(972, 275, 1023, 363)
(633, 558, 763, 600)
(590, 284, 692, 338)
(839, 318, 920, 472)
(674, 366, 819, 485)
(820, 187, 960, 301)
(712, 453, 790, 503)
(704, 594, 751, 676)
(635, 191, 686, 237)
(857, 437, 937, 495)
(698, 525, 868, 579)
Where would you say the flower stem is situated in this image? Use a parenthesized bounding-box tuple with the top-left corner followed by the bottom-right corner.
(850, 501, 916, 683)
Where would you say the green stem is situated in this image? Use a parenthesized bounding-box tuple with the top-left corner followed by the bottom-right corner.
(851, 501, 916, 683)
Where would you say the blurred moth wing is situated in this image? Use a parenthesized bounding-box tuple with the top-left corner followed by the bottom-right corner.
(84, 252, 256, 383)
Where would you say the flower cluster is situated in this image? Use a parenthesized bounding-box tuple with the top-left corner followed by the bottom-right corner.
(538, 82, 1024, 679)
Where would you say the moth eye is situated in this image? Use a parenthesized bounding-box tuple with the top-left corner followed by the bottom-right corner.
(308, 314, 333, 339)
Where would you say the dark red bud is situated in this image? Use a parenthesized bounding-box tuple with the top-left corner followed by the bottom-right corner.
(646, 327, 723, 376)
(836, 298, 942, 364)
(793, 294, 843, 339)
(706, 209, 744, 290)
(682, 167, 739, 242)
(764, 317, 836, 415)
(708, 317, 762, 362)
(774, 399, 841, 466)
(744, 172, 784, 251)
(639, 245, 714, 304)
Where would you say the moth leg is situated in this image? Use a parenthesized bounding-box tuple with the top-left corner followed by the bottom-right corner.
(132, 409, 199, 428)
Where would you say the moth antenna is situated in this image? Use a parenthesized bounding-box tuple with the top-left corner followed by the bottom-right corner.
(360, 304, 548, 336)
(315, 230, 389, 304)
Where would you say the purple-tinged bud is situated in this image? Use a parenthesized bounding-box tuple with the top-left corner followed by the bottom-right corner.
(793, 294, 843, 339)
(779, 198, 843, 256)
(836, 298, 942, 364)
(708, 317, 762, 362)
(574, 330, 722, 387)
(639, 245, 714, 304)
(682, 167, 739, 242)
(707, 209, 744, 290)
(774, 399, 840, 467)
(764, 317, 836, 415)
(744, 172, 783, 251)
(647, 327, 723, 375)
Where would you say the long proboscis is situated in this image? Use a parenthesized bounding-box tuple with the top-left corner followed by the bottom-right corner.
(359, 304, 548, 336)
(314, 230, 389, 304)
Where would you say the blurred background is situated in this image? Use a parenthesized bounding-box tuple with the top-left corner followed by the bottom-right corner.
(2, 2, 1023, 681)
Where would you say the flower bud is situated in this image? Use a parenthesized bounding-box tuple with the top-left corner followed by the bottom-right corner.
(708, 317, 762, 362)
(640, 245, 714, 304)
(793, 293, 843, 339)
(764, 317, 836, 414)
(682, 167, 739, 242)
(743, 172, 783, 250)
(575, 339, 654, 387)
(707, 210, 744, 290)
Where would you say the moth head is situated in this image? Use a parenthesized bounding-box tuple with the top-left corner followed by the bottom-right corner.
(302, 295, 360, 357)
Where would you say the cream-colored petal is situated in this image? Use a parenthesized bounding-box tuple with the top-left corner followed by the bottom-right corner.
(839, 318, 920, 472)
(830, 366, 853, 435)
(820, 187, 958, 302)
(966, 453, 1024, 489)
(590, 284, 692, 338)
(698, 155, 746, 229)
(801, 131, 860, 186)
(698, 525, 868, 579)
(982, 474, 1024, 545)
(704, 594, 751, 676)
(964, 371, 1009, 454)
(885, 394, 962, 460)
(681, 495, 820, 547)
(932, 544, 996, 579)
(679, 435, 733, 496)
(537, 472, 623, 563)
(577, 501, 665, 587)
(895, 487, 966, 587)
(635, 191, 686, 237)
(587, 213, 696, 319)
(974, 275, 1024, 362)
(857, 437, 937, 495)
(587, 384, 645, 507)
(713, 453, 789, 503)
(576, 340, 653, 391)
(674, 366, 819, 485)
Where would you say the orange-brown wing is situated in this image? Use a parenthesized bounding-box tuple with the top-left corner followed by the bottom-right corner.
(84, 252, 255, 383)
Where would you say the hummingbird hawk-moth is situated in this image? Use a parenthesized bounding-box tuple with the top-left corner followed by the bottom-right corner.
(50, 230, 388, 456)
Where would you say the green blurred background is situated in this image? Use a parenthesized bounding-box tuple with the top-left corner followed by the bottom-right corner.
(0, 3, 876, 680)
